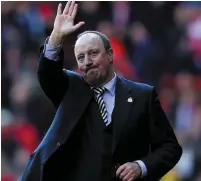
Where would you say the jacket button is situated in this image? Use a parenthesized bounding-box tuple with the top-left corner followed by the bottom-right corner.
(57, 142, 60, 147)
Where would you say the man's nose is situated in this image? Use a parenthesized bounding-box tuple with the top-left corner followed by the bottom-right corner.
(85, 56, 92, 66)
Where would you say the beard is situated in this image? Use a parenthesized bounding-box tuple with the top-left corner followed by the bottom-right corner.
(83, 69, 104, 87)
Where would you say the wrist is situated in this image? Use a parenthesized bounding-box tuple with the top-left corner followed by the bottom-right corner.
(49, 30, 64, 47)
(134, 162, 142, 177)
(134, 160, 147, 178)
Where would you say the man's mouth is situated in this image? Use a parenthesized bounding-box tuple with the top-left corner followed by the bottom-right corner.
(86, 67, 98, 73)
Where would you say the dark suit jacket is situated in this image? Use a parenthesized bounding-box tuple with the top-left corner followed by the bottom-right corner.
(18, 48, 182, 181)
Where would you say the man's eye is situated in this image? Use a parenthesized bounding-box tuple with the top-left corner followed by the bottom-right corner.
(91, 51, 98, 56)
(78, 56, 84, 61)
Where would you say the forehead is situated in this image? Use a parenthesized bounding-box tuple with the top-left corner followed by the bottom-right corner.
(74, 33, 105, 54)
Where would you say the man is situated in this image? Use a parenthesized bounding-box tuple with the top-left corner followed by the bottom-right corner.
(19, 1, 182, 181)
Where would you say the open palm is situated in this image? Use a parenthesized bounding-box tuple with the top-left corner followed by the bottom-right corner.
(53, 1, 85, 36)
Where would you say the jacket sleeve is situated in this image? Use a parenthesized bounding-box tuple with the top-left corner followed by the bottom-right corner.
(142, 87, 182, 180)
(37, 46, 69, 108)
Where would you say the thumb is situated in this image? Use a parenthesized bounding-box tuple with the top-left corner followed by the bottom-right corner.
(73, 21, 85, 31)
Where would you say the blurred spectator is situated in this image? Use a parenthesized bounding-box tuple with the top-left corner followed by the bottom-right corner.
(15, 2, 45, 45)
(110, 1, 132, 40)
(168, 72, 200, 133)
(187, 15, 201, 72)
(129, 22, 163, 85)
(97, 20, 137, 80)
(111, 1, 131, 28)
(76, 1, 109, 31)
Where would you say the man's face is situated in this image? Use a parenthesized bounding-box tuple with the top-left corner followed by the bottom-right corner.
(74, 33, 113, 86)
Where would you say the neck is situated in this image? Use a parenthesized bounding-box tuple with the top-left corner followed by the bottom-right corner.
(99, 71, 115, 87)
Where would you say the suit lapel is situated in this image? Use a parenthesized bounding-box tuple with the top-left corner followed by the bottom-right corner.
(112, 77, 135, 154)
(58, 75, 93, 144)
(40, 73, 94, 163)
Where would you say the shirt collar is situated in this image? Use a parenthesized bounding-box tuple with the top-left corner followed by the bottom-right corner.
(103, 73, 117, 96)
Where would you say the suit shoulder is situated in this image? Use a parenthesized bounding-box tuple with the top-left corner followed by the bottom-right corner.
(62, 69, 82, 80)
(62, 69, 89, 89)
(121, 78, 154, 93)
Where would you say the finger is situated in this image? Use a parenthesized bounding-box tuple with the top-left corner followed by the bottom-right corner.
(57, 3, 62, 15)
(68, 1, 75, 16)
(70, 3, 78, 19)
(73, 22, 85, 31)
(128, 175, 135, 181)
(122, 172, 133, 181)
(63, 1, 72, 15)
(120, 169, 130, 180)
(116, 164, 126, 177)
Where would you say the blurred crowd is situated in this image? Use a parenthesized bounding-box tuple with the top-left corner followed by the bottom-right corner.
(1, 1, 201, 181)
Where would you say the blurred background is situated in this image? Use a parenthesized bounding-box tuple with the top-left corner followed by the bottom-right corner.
(1, 1, 201, 181)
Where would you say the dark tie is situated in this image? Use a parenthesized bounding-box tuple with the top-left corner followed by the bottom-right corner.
(92, 87, 109, 126)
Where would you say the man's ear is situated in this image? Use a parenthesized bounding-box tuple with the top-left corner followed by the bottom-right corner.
(107, 48, 113, 63)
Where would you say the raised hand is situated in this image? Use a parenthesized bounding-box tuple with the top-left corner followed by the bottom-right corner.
(54, 1, 85, 36)
(49, 1, 85, 46)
